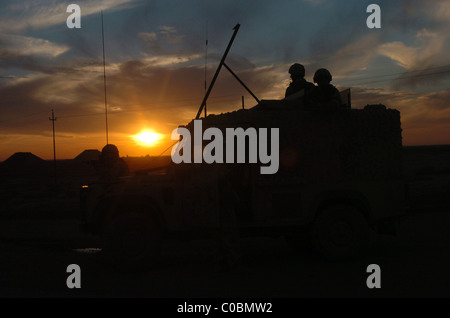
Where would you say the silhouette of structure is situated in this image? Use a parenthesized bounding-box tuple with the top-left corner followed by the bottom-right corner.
(4, 152, 45, 166)
(74, 149, 101, 163)
(1, 152, 47, 177)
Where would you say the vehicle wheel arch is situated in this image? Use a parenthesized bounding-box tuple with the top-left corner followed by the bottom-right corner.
(309, 190, 373, 227)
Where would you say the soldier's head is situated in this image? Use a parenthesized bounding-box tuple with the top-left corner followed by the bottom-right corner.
(101, 144, 119, 161)
(289, 63, 305, 80)
(313, 68, 332, 86)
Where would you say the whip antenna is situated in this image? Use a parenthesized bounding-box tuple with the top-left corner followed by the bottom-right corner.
(204, 21, 208, 117)
(101, 10, 109, 144)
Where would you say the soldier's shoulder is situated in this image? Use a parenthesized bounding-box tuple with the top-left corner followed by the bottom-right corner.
(327, 84, 340, 93)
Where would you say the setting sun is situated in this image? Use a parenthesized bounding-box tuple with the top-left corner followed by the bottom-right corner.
(134, 131, 162, 146)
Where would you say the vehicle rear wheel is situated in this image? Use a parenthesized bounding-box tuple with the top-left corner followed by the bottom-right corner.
(312, 204, 370, 261)
(102, 213, 161, 271)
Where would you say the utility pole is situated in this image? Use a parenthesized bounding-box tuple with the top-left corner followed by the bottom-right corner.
(49, 109, 57, 184)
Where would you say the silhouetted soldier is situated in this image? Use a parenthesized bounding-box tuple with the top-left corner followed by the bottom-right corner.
(96, 144, 130, 181)
(284, 63, 315, 101)
(307, 68, 343, 109)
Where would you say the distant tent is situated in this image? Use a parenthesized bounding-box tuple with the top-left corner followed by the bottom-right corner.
(4, 152, 45, 166)
(74, 149, 101, 162)
(0, 152, 47, 175)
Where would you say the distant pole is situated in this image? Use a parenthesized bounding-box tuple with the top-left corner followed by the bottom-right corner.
(242, 96, 245, 109)
(49, 109, 57, 184)
(101, 10, 109, 145)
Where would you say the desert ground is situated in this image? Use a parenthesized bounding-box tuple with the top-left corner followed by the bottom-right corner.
(1, 212, 450, 298)
(1, 148, 449, 298)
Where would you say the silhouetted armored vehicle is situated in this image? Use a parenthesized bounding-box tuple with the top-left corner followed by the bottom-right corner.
(80, 102, 405, 268)
(79, 25, 406, 269)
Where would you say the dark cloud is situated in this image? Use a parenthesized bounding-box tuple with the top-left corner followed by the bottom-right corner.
(411, 89, 450, 112)
(63, 30, 100, 59)
(390, 66, 450, 91)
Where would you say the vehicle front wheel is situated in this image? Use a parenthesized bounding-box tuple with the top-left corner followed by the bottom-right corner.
(312, 205, 370, 261)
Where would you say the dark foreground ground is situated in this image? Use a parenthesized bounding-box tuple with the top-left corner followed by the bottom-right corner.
(1, 147, 449, 298)
(1, 210, 450, 298)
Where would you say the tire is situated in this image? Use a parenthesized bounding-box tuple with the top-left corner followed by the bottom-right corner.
(312, 204, 370, 261)
(102, 213, 162, 271)
(285, 230, 312, 252)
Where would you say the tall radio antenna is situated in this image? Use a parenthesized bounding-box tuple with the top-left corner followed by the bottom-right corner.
(101, 10, 109, 144)
(204, 21, 208, 118)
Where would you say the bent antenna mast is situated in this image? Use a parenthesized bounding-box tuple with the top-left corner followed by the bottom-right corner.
(195, 24, 260, 119)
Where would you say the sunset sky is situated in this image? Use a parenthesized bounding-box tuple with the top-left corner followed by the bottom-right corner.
(1, 0, 450, 160)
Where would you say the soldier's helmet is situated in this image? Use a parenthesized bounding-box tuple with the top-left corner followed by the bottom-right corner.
(101, 144, 119, 161)
(288, 63, 305, 78)
(313, 68, 332, 84)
